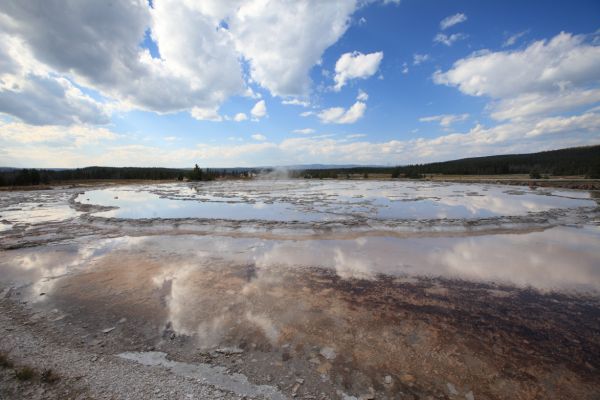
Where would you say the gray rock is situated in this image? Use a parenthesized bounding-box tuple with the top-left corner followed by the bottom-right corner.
(447, 382, 459, 395)
(319, 346, 336, 360)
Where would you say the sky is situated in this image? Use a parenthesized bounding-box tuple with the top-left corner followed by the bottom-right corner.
(0, 0, 599, 168)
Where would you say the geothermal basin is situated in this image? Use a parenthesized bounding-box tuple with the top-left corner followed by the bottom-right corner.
(1, 180, 599, 399)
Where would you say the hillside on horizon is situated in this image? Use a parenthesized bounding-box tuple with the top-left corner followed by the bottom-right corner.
(1, 144, 599, 186)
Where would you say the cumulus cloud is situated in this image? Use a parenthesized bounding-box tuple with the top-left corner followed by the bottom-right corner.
(0, 0, 245, 121)
(434, 31, 600, 125)
(490, 89, 600, 121)
(300, 111, 314, 117)
(420, 113, 469, 128)
(251, 100, 267, 119)
(230, 1, 358, 96)
(0, 74, 110, 125)
(191, 107, 223, 122)
(434, 32, 600, 98)
(440, 13, 467, 30)
(357, 90, 369, 101)
(0, 0, 371, 124)
(0, 120, 117, 147)
(333, 51, 384, 91)
(3, 111, 599, 168)
(0, 28, 111, 125)
(234, 112, 248, 122)
(251, 133, 267, 141)
(318, 101, 367, 124)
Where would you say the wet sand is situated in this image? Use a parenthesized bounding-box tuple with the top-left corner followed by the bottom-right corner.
(0, 181, 599, 399)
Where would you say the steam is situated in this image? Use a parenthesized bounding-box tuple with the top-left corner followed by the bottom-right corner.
(256, 167, 291, 180)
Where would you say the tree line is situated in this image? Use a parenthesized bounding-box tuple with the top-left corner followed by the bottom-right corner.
(0, 166, 258, 186)
(297, 145, 600, 179)
(1, 145, 598, 186)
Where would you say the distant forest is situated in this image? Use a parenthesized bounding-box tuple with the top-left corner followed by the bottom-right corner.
(296, 145, 600, 179)
(0, 165, 257, 187)
(1, 144, 599, 186)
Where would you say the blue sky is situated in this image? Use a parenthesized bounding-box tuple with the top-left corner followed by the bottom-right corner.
(0, 0, 599, 167)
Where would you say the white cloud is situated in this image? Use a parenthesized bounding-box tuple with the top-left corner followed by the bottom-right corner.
(502, 30, 528, 48)
(282, 99, 310, 107)
(234, 112, 248, 122)
(333, 51, 384, 91)
(434, 31, 600, 125)
(0, 29, 111, 126)
(293, 128, 316, 135)
(419, 113, 469, 128)
(0, 74, 110, 126)
(490, 89, 600, 121)
(2, 111, 599, 168)
(250, 100, 267, 119)
(413, 53, 430, 65)
(0, 120, 117, 147)
(433, 33, 467, 46)
(164, 136, 178, 142)
(251, 133, 267, 141)
(191, 107, 223, 122)
(300, 111, 314, 117)
(357, 90, 369, 101)
(434, 32, 600, 98)
(0, 0, 376, 124)
(346, 133, 367, 138)
(318, 101, 366, 124)
(0, 0, 245, 121)
(402, 62, 409, 74)
(229, 1, 359, 97)
(440, 13, 467, 30)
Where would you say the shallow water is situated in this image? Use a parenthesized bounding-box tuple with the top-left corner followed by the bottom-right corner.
(74, 180, 596, 221)
(2, 226, 599, 298)
(1, 227, 600, 399)
(2, 181, 600, 399)
(0, 190, 79, 225)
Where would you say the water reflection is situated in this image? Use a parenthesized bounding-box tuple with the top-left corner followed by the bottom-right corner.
(2, 226, 599, 301)
(75, 181, 596, 221)
(0, 190, 80, 226)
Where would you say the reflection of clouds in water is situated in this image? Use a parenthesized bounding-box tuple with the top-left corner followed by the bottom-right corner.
(3, 225, 599, 345)
(74, 180, 595, 222)
(151, 264, 199, 336)
(196, 315, 228, 349)
(436, 194, 541, 216)
(2, 205, 79, 225)
(0, 222, 13, 232)
(432, 227, 600, 292)
(245, 311, 279, 344)
(77, 189, 153, 205)
(250, 227, 600, 292)
(0, 191, 80, 225)
(333, 247, 376, 280)
(149, 258, 283, 346)
(0, 239, 124, 301)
